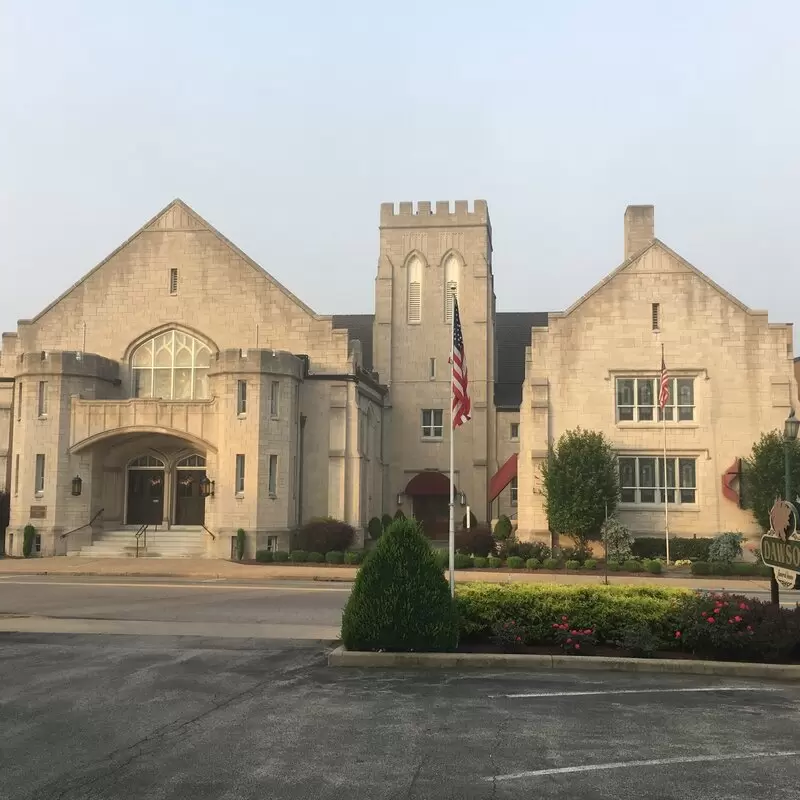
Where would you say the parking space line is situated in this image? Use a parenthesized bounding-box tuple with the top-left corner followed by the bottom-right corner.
(491, 686, 778, 699)
(0, 580, 351, 592)
(487, 750, 800, 782)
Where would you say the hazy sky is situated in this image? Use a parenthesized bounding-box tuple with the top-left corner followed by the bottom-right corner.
(1, 1, 798, 346)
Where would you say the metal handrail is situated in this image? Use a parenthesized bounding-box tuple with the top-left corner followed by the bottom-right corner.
(201, 524, 216, 541)
(134, 524, 148, 558)
(60, 508, 105, 540)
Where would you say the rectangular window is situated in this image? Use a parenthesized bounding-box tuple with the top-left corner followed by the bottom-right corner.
(268, 454, 278, 496)
(421, 409, 444, 439)
(652, 303, 660, 331)
(270, 381, 280, 417)
(34, 534, 41, 554)
(266, 535, 279, 552)
(169, 268, 178, 294)
(37, 381, 48, 417)
(235, 454, 245, 494)
(616, 377, 695, 423)
(35, 454, 45, 494)
(510, 422, 520, 441)
(236, 380, 247, 415)
(618, 455, 697, 505)
(14, 454, 19, 496)
(510, 476, 518, 506)
(429, 357, 436, 380)
(16, 382, 22, 421)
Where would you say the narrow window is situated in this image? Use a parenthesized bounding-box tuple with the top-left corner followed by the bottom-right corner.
(169, 268, 178, 295)
(16, 382, 22, 421)
(444, 255, 460, 323)
(235, 454, 246, 494)
(651, 303, 660, 331)
(34, 534, 41, 554)
(236, 380, 247, 415)
(268, 454, 278, 496)
(35, 454, 45, 494)
(37, 381, 48, 417)
(429, 357, 436, 380)
(407, 256, 422, 323)
(421, 409, 444, 439)
(270, 381, 280, 417)
(14, 454, 19, 495)
(266, 535, 279, 552)
(510, 422, 520, 441)
(510, 476, 518, 506)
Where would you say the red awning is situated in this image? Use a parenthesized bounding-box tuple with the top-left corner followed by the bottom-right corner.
(488, 453, 518, 502)
(405, 471, 453, 496)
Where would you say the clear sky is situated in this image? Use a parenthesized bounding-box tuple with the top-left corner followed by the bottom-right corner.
(1, 1, 798, 346)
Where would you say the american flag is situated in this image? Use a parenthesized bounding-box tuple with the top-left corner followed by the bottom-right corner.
(659, 350, 669, 410)
(451, 296, 471, 428)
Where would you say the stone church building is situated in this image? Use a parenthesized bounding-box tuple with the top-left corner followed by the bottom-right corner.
(0, 199, 796, 558)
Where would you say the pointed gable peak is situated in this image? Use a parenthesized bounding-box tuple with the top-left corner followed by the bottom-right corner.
(145, 198, 209, 232)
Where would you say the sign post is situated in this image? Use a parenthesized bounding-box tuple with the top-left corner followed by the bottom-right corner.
(760, 499, 800, 598)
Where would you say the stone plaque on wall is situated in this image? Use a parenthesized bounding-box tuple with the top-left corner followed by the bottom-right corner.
(29, 505, 47, 519)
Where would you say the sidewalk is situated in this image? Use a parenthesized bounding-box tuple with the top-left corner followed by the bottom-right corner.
(0, 556, 773, 592)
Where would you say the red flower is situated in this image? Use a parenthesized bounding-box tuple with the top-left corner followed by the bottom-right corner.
(739, 603, 748, 610)
(702, 611, 708, 617)
(566, 638, 572, 644)
(562, 616, 568, 621)
(516, 636, 521, 642)
(734, 615, 742, 623)
(574, 644, 581, 650)
(675, 631, 681, 638)
(707, 617, 715, 624)
(552, 623, 558, 629)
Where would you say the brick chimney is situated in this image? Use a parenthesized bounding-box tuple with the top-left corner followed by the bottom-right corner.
(624, 205, 655, 260)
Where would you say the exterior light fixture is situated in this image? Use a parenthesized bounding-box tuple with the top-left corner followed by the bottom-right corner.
(200, 476, 215, 498)
(71, 475, 83, 496)
(785, 410, 799, 442)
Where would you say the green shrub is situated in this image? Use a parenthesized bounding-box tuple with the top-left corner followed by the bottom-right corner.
(493, 515, 513, 542)
(631, 537, 713, 562)
(602, 516, 633, 563)
(507, 556, 525, 569)
(307, 551, 324, 563)
(582, 559, 598, 570)
(500, 540, 551, 562)
(235, 528, 246, 561)
(542, 557, 561, 570)
(487, 556, 502, 569)
(731, 562, 757, 576)
(381, 513, 393, 530)
(565, 559, 581, 571)
(325, 550, 345, 564)
(341, 517, 458, 652)
(712, 562, 732, 576)
(289, 550, 308, 563)
(292, 518, 355, 554)
(614, 623, 661, 658)
(454, 553, 473, 569)
(344, 550, 364, 565)
(757, 563, 773, 577)
(367, 517, 383, 541)
(272, 550, 289, 562)
(454, 525, 496, 557)
(255, 550, 273, 563)
(691, 561, 711, 575)
(623, 560, 643, 573)
(607, 561, 621, 572)
(462, 511, 478, 530)
(559, 545, 593, 563)
(473, 556, 488, 569)
(455, 583, 690, 646)
(433, 550, 449, 570)
(645, 559, 663, 575)
(22, 524, 36, 558)
(709, 532, 744, 564)
(525, 558, 541, 570)
(393, 509, 406, 520)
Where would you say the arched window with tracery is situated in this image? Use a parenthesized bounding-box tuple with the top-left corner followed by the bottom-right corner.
(131, 330, 212, 400)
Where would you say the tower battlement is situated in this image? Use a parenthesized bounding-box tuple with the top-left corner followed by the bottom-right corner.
(380, 200, 489, 228)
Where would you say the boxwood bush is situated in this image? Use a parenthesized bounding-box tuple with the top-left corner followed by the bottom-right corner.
(344, 550, 364, 565)
(341, 517, 458, 652)
(731, 562, 757, 576)
(582, 559, 598, 570)
(506, 556, 525, 569)
(487, 556, 502, 569)
(272, 550, 289, 562)
(255, 550, 273, 563)
(473, 556, 488, 569)
(691, 561, 711, 575)
(526, 558, 541, 570)
(455, 584, 689, 645)
(607, 561, 621, 572)
(433, 550, 449, 570)
(454, 525, 496, 557)
(307, 551, 324, 564)
(454, 553, 473, 569)
(623, 560, 643, 573)
(565, 559, 581, 571)
(325, 550, 345, 564)
(292, 518, 354, 554)
(645, 559, 663, 575)
(542, 557, 561, 570)
(289, 550, 308, 563)
(631, 537, 713, 562)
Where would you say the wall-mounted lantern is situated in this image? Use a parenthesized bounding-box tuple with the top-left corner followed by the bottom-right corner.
(71, 475, 83, 497)
(458, 491, 467, 506)
(200, 476, 216, 498)
(396, 492, 405, 506)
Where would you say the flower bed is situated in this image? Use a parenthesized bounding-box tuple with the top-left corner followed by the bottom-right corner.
(454, 584, 800, 663)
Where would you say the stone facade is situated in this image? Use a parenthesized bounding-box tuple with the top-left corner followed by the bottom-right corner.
(0, 199, 796, 557)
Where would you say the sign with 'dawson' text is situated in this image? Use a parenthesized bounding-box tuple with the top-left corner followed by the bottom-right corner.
(760, 535, 800, 573)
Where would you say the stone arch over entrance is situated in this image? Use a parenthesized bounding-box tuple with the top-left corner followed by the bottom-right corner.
(404, 471, 458, 540)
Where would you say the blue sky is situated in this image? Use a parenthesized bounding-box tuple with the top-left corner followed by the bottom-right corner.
(1, 1, 798, 345)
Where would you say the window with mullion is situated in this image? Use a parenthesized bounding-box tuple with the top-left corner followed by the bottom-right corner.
(421, 409, 444, 439)
(618, 455, 696, 505)
(617, 376, 695, 423)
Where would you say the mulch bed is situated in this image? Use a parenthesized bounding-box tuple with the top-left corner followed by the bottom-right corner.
(456, 641, 697, 659)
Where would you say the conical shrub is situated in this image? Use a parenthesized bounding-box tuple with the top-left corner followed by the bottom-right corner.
(341, 517, 459, 652)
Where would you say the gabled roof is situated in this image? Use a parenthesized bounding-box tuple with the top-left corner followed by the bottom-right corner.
(557, 239, 753, 319)
(26, 198, 318, 325)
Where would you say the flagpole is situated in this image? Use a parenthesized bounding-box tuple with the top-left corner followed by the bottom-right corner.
(448, 291, 456, 597)
(662, 343, 670, 565)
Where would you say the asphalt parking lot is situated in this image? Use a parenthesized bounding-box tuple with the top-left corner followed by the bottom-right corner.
(2, 633, 800, 799)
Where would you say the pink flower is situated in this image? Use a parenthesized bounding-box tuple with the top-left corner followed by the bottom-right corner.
(739, 603, 748, 610)
(675, 631, 681, 638)
(566, 638, 572, 644)
(562, 616, 568, 622)
(552, 623, 558, 629)
(734, 615, 742, 623)
(702, 611, 708, 617)
(574, 644, 581, 650)
(516, 636, 521, 642)
(728, 619, 734, 624)
(707, 617, 715, 624)
(747, 625, 753, 631)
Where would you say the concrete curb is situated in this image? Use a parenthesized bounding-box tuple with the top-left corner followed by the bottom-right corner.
(327, 646, 800, 681)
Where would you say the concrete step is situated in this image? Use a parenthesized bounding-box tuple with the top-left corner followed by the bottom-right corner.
(76, 528, 210, 559)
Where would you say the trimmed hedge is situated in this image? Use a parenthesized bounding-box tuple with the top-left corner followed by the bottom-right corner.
(487, 556, 502, 569)
(631, 536, 713, 562)
(326, 550, 345, 564)
(645, 559, 663, 575)
(454, 553, 474, 569)
(473, 556, 488, 569)
(307, 551, 324, 564)
(623, 560, 643, 573)
(455, 525, 496, 557)
(456, 584, 690, 645)
(255, 550, 273, 563)
(273, 550, 289, 562)
(344, 550, 364, 565)
(565, 559, 581, 571)
(582, 559, 598, 570)
(292, 518, 354, 554)
(289, 550, 308, 563)
(526, 558, 541, 570)
(542, 558, 561, 570)
(341, 517, 458, 652)
(691, 561, 711, 575)
(506, 556, 525, 569)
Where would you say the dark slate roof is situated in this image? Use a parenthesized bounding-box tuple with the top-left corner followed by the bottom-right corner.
(494, 312, 549, 407)
(332, 314, 374, 372)
(332, 311, 549, 408)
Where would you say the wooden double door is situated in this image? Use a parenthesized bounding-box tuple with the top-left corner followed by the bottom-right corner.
(126, 468, 206, 526)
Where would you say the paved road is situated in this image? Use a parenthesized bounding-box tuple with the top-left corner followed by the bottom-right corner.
(1, 633, 799, 799)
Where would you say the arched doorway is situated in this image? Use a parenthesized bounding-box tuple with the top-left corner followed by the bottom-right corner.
(405, 471, 455, 539)
(126, 455, 166, 525)
(174, 454, 207, 525)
